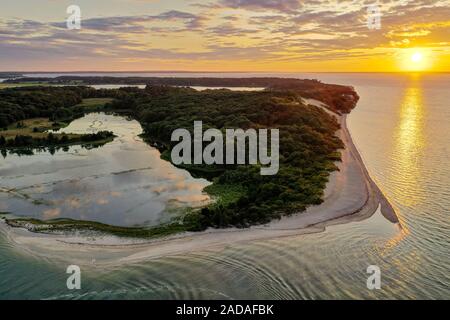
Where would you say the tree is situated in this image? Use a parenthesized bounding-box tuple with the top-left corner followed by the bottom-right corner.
(60, 135, 69, 144)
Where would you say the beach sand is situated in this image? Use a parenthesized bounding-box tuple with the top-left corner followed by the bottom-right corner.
(0, 101, 400, 266)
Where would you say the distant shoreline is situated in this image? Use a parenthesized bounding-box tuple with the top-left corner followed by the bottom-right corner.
(2, 71, 449, 74)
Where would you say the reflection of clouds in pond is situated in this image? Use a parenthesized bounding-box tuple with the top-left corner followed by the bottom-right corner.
(31, 185, 45, 193)
(97, 198, 108, 205)
(65, 197, 82, 209)
(0, 201, 8, 211)
(110, 191, 122, 197)
(152, 186, 168, 194)
(172, 194, 210, 203)
(43, 208, 61, 219)
(0, 113, 211, 227)
(151, 180, 209, 195)
(174, 181, 206, 192)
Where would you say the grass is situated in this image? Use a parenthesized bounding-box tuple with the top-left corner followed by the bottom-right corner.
(0, 82, 54, 89)
(0, 118, 78, 140)
(73, 98, 114, 110)
(204, 183, 246, 207)
(0, 81, 85, 90)
(0, 99, 115, 140)
(5, 217, 191, 239)
(0, 116, 115, 151)
(1, 97, 115, 143)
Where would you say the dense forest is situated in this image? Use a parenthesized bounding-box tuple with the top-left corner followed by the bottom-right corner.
(107, 85, 355, 230)
(0, 86, 134, 128)
(0, 81, 359, 232)
(5, 77, 358, 113)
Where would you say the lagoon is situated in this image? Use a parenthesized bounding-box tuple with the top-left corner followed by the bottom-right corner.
(0, 112, 210, 227)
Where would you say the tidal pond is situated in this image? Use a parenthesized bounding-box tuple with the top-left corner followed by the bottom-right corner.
(0, 112, 211, 227)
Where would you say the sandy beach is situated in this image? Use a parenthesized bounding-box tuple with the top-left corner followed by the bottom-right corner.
(0, 100, 400, 266)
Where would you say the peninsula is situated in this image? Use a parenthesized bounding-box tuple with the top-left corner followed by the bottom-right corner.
(0, 78, 399, 259)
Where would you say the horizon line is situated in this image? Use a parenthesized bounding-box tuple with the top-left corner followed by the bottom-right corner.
(1, 70, 449, 74)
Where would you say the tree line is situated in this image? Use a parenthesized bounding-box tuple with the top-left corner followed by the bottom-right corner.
(0, 131, 114, 148)
(0, 86, 136, 129)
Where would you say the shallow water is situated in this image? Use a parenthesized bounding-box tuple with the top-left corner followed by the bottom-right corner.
(0, 73, 449, 299)
(0, 113, 210, 227)
(90, 84, 265, 91)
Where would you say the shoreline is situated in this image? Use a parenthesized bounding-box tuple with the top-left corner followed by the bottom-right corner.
(0, 102, 400, 265)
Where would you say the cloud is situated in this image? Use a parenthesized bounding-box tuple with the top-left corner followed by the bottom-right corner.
(219, 0, 303, 13)
(207, 23, 257, 36)
(0, 0, 449, 70)
(51, 10, 207, 32)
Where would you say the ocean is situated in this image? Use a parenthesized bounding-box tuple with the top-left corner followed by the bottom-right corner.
(0, 72, 448, 299)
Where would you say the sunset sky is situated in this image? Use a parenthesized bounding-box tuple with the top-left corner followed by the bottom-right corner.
(1, 0, 449, 72)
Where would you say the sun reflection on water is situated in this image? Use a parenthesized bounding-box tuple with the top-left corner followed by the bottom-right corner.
(383, 223, 410, 252)
(390, 77, 426, 209)
(383, 75, 428, 250)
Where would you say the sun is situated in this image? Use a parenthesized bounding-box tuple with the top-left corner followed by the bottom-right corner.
(411, 52, 423, 63)
(399, 49, 431, 72)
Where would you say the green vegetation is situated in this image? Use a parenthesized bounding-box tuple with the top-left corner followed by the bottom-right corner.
(108, 85, 353, 230)
(0, 86, 84, 128)
(204, 184, 247, 207)
(0, 82, 359, 236)
(0, 116, 115, 154)
(4, 76, 359, 114)
(0, 86, 129, 129)
(0, 118, 69, 139)
(73, 98, 115, 111)
(0, 87, 121, 153)
(0, 82, 54, 89)
(0, 130, 115, 149)
(5, 218, 189, 239)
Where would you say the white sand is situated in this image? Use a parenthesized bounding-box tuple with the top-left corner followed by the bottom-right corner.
(0, 101, 399, 265)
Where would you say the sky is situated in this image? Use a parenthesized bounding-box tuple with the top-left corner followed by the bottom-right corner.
(0, 0, 449, 72)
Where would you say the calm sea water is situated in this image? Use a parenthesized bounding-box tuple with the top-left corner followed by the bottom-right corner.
(0, 73, 449, 299)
